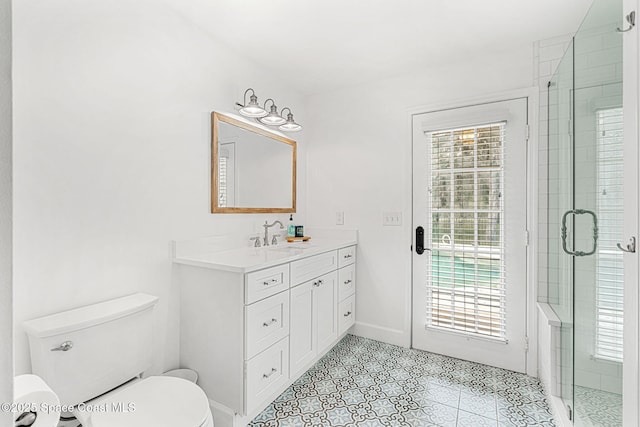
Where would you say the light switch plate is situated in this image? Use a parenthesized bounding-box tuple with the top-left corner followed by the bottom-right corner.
(336, 211, 345, 225)
(383, 212, 402, 226)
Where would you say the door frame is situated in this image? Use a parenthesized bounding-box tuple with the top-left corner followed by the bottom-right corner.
(407, 88, 539, 376)
(622, 0, 639, 424)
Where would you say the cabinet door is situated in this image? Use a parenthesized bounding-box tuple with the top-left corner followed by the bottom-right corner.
(245, 337, 289, 414)
(245, 264, 290, 304)
(338, 294, 356, 336)
(289, 282, 315, 377)
(290, 251, 337, 286)
(315, 271, 338, 355)
(338, 264, 356, 301)
(245, 291, 289, 359)
(338, 246, 356, 268)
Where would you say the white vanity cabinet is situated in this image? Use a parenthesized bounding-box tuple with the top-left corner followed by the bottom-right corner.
(289, 270, 338, 378)
(175, 239, 356, 427)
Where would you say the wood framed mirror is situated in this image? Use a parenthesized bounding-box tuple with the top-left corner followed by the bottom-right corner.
(211, 112, 297, 213)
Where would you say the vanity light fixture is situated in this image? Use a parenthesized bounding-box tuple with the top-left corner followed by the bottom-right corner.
(258, 99, 287, 126)
(235, 88, 302, 132)
(278, 108, 302, 132)
(237, 88, 268, 118)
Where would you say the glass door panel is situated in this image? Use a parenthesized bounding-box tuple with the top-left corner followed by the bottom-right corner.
(547, 37, 575, 414)
(547, 0, 624, 424)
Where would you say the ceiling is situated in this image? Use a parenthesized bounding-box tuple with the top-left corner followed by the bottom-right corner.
(164, 0, 594, 96)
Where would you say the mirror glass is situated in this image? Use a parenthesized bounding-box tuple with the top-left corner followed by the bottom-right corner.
(212, 112, 296, 213)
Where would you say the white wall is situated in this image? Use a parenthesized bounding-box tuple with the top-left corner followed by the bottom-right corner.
(0, 0, 12, 422)
(304, 47, 534, 347)
(12, 0, 307, 375)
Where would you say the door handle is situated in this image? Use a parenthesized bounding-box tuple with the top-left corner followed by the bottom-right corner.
(416, 226, 425, 255)
(561, 209, 598, 256)
(617, 237, 636, 253)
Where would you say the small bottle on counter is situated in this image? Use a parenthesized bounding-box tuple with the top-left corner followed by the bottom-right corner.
(288, 215, 296, 237)
(295, 225, 304, 238)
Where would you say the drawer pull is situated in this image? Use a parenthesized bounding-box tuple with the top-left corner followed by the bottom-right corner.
(51, 341, 73, 352)
(344, 254, 353, 259)
(263, 278, 279, 286)
(263, 368, 277, 379)
(313, 279, 323, 287)
(343, 311, 352, 317)
(344, 279, 352, 285)
(262, 318, 278, 327)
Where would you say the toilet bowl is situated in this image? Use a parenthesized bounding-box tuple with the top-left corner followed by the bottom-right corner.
(74, 376, 213, 427)
(23, 293, 214, 427)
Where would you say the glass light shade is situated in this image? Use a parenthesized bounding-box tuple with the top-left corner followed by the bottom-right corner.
(259, 105, 286, 126)
(239, 94, 267, 118)
(279, 112, 302, 132)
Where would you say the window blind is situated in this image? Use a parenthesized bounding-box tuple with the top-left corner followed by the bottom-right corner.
(427, 123, 506, 340)
(595, 108, 624, 363)
(218, 156, 228, 208)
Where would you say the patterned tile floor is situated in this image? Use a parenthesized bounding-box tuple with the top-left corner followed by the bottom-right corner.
(250, 335, 556, 426)
(574, 385, 622, 427)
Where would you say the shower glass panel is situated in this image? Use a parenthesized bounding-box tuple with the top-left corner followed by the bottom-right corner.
(548, 36, 575, 414)
(547, 35, 574, 416)
(547, 0, 623, 424)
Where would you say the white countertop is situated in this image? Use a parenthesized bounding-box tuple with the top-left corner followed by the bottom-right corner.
(172, 237, 357, 273)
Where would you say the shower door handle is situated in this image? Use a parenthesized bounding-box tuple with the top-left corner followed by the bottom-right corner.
(617, 237, 636, 253)
(561, 209, 598, 256)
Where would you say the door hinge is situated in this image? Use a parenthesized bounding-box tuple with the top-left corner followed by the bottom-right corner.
(524, 336, 530, 352)
(567, 405, 573, 421)
(524, 230, 530, 246)
(525, 124, 530, 141)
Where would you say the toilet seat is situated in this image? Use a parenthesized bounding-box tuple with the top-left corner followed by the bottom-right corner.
(82, 376, 211, 427)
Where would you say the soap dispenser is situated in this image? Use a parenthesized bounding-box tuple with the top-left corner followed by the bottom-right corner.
(287, 215, 296, 237)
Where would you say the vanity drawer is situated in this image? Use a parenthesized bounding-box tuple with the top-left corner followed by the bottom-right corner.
(338, 295, 356, 335)
(290, 251, 337, 286)
(245, 337, 289, 413)
(245, 291, 290, 359)
(246, 264, 290, 304)
(338, 246, 356, 268)
(338, 264, 356, 301)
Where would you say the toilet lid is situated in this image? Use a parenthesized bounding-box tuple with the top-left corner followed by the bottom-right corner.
(90, 376, 210, 427)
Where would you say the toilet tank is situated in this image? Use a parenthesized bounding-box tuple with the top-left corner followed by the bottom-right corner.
(23, 293, 159, 406)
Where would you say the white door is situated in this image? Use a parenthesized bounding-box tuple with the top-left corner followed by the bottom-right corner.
(412, 98, 529, 373)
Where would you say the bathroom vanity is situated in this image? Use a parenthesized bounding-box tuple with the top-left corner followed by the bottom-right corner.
(173, 236, 357, 427)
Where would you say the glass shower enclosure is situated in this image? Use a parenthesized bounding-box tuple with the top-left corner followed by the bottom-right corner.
(547, 0, 624, 425)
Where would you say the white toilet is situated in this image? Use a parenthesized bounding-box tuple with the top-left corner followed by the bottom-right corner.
(23, 293, 214, 427)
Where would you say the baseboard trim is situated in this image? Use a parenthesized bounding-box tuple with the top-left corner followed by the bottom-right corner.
(351, 321, 410, 348)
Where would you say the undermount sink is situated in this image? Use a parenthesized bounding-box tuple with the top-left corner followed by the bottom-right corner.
(266, 243, 314, 253)
(267, 246, 304, 254)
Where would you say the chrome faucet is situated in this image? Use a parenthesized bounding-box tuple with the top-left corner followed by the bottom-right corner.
(263, 220, 284, 246)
